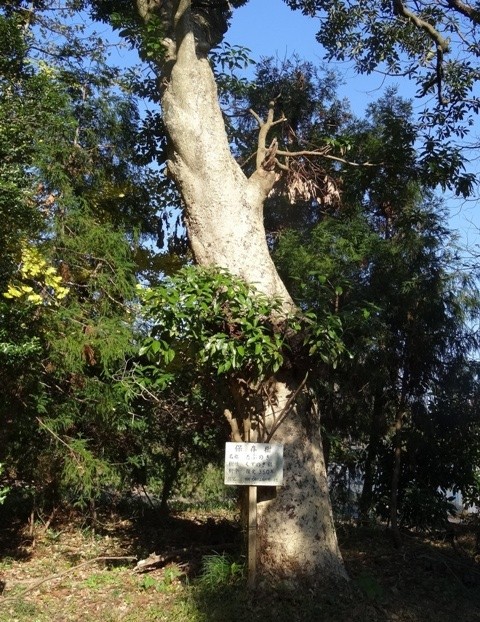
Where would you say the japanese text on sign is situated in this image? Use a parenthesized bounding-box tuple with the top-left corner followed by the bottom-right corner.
(224, 442, 284, 486)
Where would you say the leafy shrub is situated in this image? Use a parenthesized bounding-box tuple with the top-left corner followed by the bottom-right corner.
(400, 486, 457, 531)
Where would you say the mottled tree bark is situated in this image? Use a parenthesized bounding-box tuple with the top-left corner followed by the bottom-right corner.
(255, 378, 346, 581)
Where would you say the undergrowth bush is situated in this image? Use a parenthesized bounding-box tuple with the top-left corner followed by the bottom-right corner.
(198, 553, 245, 588)
(173, 464, 237, 511)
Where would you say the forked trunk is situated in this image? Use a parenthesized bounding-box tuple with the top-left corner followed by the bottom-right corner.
(137, 0, 347, 583)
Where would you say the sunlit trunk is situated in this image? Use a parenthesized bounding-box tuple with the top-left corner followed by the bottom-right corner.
(256, 375, 347, 581)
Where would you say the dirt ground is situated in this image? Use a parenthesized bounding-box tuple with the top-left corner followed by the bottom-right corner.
(0, 506, 479, 622)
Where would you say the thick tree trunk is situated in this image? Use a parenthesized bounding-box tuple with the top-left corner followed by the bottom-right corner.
(160, 23, 291, 303)
(256, 375, 347, 582)
(140, 0, 347, 583)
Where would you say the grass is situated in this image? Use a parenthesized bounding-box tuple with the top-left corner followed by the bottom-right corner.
(0, 509, 479, 622)
(198, 553, 245, 588)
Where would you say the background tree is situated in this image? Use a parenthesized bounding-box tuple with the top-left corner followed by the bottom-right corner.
(0, 6, 167, 514)
(274, 89, 480, 541)
(285, 0, 480, 197)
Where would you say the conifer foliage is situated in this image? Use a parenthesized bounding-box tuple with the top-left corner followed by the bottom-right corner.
(0, 5, 161, 510)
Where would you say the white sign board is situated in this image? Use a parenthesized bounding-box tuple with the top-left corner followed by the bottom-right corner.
(224, 442, 284, 486)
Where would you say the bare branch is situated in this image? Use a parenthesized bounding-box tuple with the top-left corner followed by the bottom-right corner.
(249, 102, 286, 170)
(248, 108, 262, 126)
(276, 148, 381, 168)
(262, 138, 278, 171)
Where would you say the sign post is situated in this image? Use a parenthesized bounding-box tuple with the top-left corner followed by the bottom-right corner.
(224, 442, 284, 588)
(248, 484, 257, 589)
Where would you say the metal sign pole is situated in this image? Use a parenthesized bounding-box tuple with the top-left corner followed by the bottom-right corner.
(247, 484, 257, 589)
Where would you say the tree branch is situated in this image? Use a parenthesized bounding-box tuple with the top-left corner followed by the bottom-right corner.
(36, 418, 84, 467)
(445, 0, 480, 25)
(249, 105, 380, 171)
(275, 148, 380, 168)
(249, 102, 286, 170)
(174, 0, 191, 31)
(393, 0, 450, 52)
(393, 0, 450, 103)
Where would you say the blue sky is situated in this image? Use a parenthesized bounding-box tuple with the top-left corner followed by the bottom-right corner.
(227, 0, 417, 115)
(226, 0, 480, 250)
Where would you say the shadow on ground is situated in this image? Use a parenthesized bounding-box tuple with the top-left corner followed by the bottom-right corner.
(1, 497, 480, 621)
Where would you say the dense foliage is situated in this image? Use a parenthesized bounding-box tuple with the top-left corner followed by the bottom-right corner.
(272, 86, 480, 530)
(285, 0, 480, 197)
(0, 7, 161, 510)
(1, 0, 479, 536)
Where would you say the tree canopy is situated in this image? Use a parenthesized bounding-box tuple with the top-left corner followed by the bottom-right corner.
(285, 0, 480, 196)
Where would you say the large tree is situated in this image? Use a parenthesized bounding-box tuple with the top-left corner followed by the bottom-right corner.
(89, 0, 348, 583)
